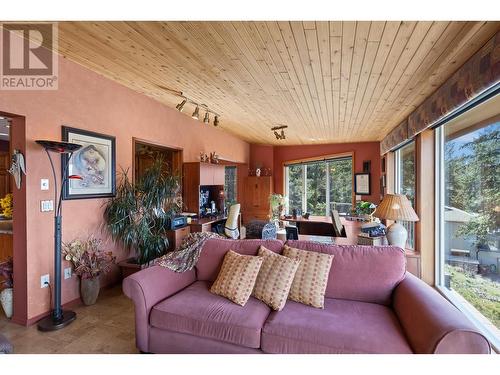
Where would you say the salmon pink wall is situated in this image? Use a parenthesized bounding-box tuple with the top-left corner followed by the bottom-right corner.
(250, 142, 381, 204)
(0, 56, 250, 322)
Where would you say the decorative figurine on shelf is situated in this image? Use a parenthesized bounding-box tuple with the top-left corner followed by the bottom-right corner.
(200, 152, 210, 163)
(210, 152, 219, 164)
(255, 168, 261, 177)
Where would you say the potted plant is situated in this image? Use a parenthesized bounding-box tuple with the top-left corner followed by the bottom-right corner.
(269, 194, 287, 227)
(0, 193, 13, 219)
(0, 257, 13, 318)
(103, 158, 182, 275)
(354, 200, 377, 221)
(63, 236, 116, 305)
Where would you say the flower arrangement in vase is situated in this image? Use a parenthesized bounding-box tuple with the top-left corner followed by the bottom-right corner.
(63, 235, 116, 305)
(0, 257, 13, 318)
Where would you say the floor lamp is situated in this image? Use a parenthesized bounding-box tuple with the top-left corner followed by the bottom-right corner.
(35, 140, 82, 331)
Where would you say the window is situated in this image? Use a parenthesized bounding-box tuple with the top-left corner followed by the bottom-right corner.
(224, 166, 237, 208)
(394, 141, 416, 249)
(285, 156, 353, 215)
(436, 116, 500, 347)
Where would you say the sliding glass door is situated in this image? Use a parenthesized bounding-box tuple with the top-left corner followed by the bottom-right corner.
(285, 156, 353, 216)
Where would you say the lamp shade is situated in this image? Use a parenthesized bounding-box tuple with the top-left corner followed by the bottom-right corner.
(35, 140, 82, 154)
(373, 194, 419, 222)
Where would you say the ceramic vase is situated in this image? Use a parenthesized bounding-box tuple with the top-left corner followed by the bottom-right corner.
(80, 277, 100, 306)
(0, 287, 13, 318)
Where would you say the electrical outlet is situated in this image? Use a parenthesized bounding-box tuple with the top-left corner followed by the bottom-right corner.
(41, 274, 50, 288)
(64, 267, 72, 280)
(40, 200, 54, 212)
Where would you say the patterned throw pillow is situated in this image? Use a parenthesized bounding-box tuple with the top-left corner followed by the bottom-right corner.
(210, 250, 264, 306)
(252, 246, 301, 311)
(282, 245, 334, 309)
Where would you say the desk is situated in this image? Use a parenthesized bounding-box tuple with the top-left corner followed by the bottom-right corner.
(284, 216, 362, 245)
(188, 214, 242, 234)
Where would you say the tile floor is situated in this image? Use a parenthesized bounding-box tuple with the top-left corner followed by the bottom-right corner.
(0, 285, 139, 354)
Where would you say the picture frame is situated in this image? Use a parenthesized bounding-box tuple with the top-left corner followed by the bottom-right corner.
(354, 173, 371, 195)
(61, 126, 116, 200)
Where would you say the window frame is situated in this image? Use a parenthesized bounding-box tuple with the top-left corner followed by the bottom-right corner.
(284, 152, 354, 216)
(434, 121, 500, 352)
(393, 140, 416, 250)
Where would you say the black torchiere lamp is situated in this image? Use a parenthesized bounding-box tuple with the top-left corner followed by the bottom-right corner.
(35, 140, 82, 331)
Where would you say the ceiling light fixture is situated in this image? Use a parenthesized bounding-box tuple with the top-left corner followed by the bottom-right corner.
(175, 99, 187, 112)
(203, 111, 210, 124)
(191, 106, 200, 120)
(271, 125, 288, 140)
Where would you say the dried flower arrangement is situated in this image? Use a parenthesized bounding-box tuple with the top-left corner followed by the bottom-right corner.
(62, 236, 116, 280)
(0, 193, 13, 219)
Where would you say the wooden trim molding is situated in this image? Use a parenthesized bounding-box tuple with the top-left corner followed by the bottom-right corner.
(415, 129, 435, 285)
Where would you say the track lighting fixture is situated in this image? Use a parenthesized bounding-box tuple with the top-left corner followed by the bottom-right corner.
(203, 111, 210, 124)
(271, 125, 288, 140)
(176, 99, 187, 112)
(192, 106, 200, 120)
(213, 116, 219, 127)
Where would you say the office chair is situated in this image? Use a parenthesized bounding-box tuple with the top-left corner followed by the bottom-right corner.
(330, 210, 347, 237)
(285, 225, 299, 240)
(214, 203, 241, 239)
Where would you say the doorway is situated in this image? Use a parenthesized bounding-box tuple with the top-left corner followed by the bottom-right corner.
(0, 111, 27, 325)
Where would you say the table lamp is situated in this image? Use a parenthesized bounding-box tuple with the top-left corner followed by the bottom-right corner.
(372, 194, 419, 249)
(35, 140, 82, 331)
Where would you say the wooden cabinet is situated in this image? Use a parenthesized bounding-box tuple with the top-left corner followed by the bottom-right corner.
(166, 226, 190, 251)
(242, 176, 273, 223)
(0, 152, 11, 198)
(183, 162, 226, 215)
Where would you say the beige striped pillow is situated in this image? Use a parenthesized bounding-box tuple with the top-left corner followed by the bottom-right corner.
(282, 245, 334, 309)
(252, 246, 301, 311)
(210, 250, 263, 306)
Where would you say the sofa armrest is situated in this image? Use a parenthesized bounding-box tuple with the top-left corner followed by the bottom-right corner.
(393, 272, 490, 354)
(122, 265, 196, 352)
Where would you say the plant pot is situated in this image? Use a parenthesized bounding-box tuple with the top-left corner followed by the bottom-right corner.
(80, 277, 100, 306)
(0, 287, 13, 318)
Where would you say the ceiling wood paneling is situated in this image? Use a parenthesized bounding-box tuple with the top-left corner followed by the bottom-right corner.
(55, 21, 500, 145)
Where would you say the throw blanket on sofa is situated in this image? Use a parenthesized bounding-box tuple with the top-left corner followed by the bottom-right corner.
(156, 231, 225, 272)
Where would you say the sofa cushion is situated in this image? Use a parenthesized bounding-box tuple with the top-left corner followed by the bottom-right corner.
(283, 245, 334, 309)
(252, 246, 301, 311)
(150, 281, 271, 348)
(261, 298, 413, 354)
(210, 250, 263, 306)
(196, 239, 283, 282)
(285, 241, 406, 305)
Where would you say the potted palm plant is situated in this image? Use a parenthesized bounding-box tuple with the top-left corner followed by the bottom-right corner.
(103, 158, 182, 276)
(0, 257, 13, 318)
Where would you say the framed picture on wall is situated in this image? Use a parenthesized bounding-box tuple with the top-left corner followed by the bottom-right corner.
(61, 126, 116, 200)
(354, 173, 371, 195)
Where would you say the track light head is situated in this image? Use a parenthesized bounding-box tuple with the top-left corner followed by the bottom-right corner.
(176, 99, 187, 112)
(191, 106, 200, 120)
(214, 116, 220, 127)
(274, 131, 280, 140)
(281, 130, 285, 139)
(203, 111, 210, 124)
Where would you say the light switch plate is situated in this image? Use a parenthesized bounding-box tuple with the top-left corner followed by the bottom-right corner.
(64, 267, 72, 280)
(41, 179, 49, 190)
(40, 200, 54, 212)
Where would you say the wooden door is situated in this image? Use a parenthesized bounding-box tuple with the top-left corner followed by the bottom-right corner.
(0, 152, 10, 198)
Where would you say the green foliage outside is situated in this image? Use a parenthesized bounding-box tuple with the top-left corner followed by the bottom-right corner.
(446, 265, 500, 329)
(287, 158, 352, 215)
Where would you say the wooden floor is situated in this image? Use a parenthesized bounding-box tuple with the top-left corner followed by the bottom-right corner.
(0, 285, 139, 354)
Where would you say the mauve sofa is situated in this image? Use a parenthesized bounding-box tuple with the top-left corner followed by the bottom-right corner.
(123, 239, 491, 354)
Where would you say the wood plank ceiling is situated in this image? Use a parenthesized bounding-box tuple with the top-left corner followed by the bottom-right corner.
(56, 21, 500, 145)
